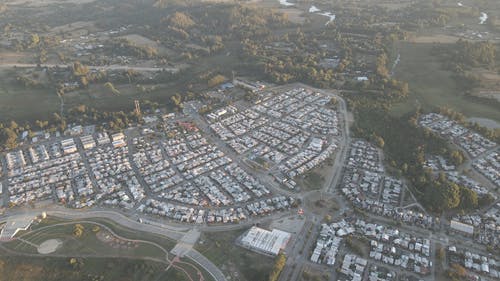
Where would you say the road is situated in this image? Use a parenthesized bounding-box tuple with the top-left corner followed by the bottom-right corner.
(0, 208, 228, 281)
(185, 100, 297, 199)
(3, 218, 210, 281)
(278, 86, 351, 281)
(0, 208, 187, 240)
(275, 86, 494, 281)
(186, 249, 228, 281)
(0, 63, 179, 73)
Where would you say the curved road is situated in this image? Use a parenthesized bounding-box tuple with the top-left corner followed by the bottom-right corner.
(0, 209, 227, 281)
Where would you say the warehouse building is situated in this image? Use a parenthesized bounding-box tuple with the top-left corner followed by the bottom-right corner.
(238, 226, 291, 256)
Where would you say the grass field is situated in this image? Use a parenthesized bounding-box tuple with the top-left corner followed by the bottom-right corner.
(0, 252, 188, 281)
(301, 171, 325, 191)
(1, 217, 216, 281)
(29, 217, 177, 252)
(391, 41, 500, 122)
(195, 229, 274, 281)
(0, 69, 61, 122)
(5, 222, 167, 260)
(0, 77, 178, 123)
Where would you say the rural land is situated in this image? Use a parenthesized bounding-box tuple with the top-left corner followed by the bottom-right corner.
(0, 0, 499, 281)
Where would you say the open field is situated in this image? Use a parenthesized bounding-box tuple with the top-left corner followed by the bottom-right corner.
(391, 41, 500, 122)
(0, 69, 61, 121)
(300, 171, 324, 191)
(195, 229, 274, 281)
(0, 253, 187, 281)
(0, 217, 215, 281)
(30, 217, 177, 252)
(4, 221, 168, 260)
(4, 0, 97, 6)
(0, 73, 182, 122)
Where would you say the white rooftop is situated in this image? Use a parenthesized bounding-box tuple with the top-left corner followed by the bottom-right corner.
(240, 226, 291, 256)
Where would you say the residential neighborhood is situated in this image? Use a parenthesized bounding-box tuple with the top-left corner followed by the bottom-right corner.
(0, 85, 343, 227)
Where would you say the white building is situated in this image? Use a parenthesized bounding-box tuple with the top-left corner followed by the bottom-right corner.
(239, 226, 291, 256)
(450, 220, 474, 235)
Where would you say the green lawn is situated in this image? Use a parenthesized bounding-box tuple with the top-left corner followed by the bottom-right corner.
(85, 218, 176, 251)
(302, 171, 325, 191)
(391, 41, 500, 122)
(2, 217, 215, 281)
(5, 222, 167, 260)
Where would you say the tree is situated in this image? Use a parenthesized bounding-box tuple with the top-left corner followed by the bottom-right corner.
(28, 33, 40, 48)
(436, 247, 445, 261)
(73, 224, 85, 238)
(459, 187, 478, 210)
(168, 12, 196, 29)
(72, 61, 89, 77)
(69, 257, 84, 270)
(268, 252, 287, 281)
(375, 53, 389, 78)
(9, 121, 18, 130)
(171, 93, 183, 108)
(324, 215, 332, 223)
(424, 174, 463, 212)
(208, 75, 227, 88)
(104, 82, 120, 95)
(447, 263, 468, 280)
(372, 134, 385, 148)
(439, 181, 461, 210)
(478, 193, 495, 207)
(35, 120, 48, 130)
(79, 76, 89, 88)
(449, 150, 465, 166)
(0, 128, 18, 150)
(327, 97, 338, 106)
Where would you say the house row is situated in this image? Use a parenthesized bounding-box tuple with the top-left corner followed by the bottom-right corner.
(473, 151, 500, 188)
(419, 113, 497, 158)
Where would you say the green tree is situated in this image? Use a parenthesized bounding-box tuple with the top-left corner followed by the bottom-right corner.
(459, 187, 478, 210)
(478, 193, 495, 207)
(439, 181, 461, 210)
(449, 150, 465, 166)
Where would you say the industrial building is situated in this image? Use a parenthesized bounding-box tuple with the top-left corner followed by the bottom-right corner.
(238, 226, 291, 256)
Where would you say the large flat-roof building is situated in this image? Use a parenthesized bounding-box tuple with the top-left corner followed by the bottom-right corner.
(450, 220, 474, 236)
(239, 226, 291, 256)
